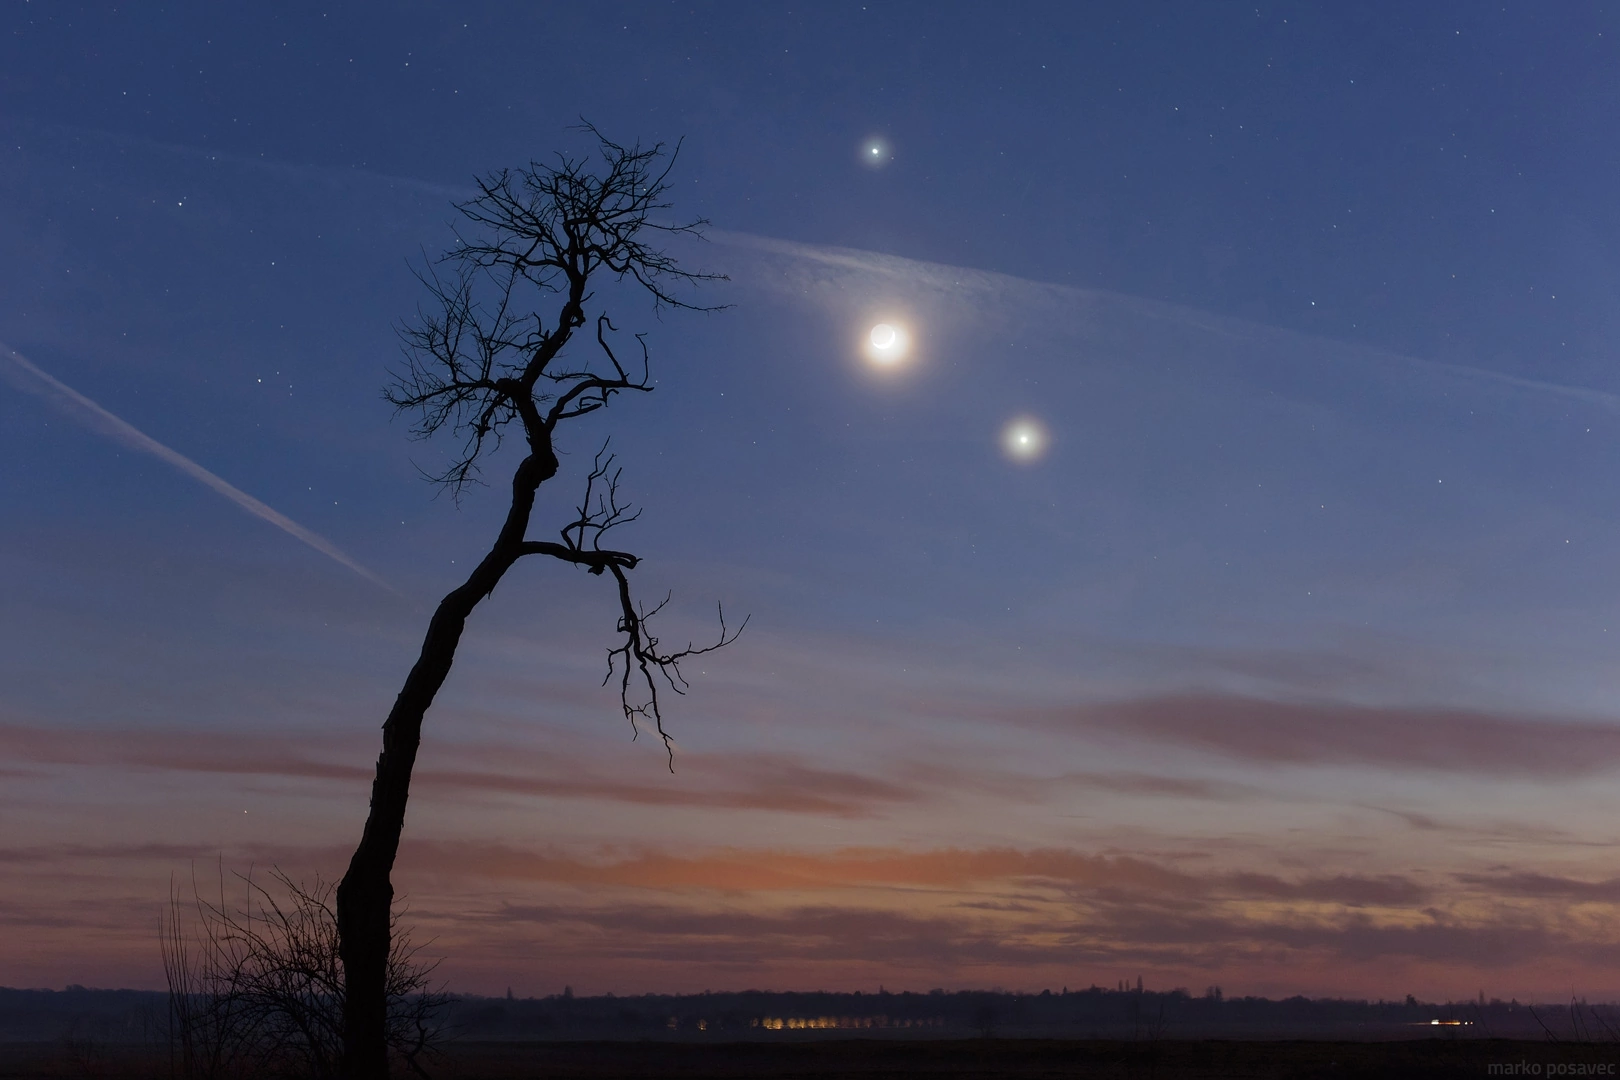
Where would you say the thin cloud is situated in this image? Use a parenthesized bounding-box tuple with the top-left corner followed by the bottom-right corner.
(4, 834, 1608, 991)
(0, 340, 394, 592)
(18, 120, 1620, 420)
(397, 841, 1427, 909)
(1454, 871, 1620, 902)
(711, 231, 1620, 417)
(416, 755, 918, 817)
(1052, 694, 1620, 777)
(0, 723, 372, 784)
(1056, 771, 1243, 800)
(0, 723, 919, 817)
(442, 895, 1590, 973)
(0, 842, 216, 864)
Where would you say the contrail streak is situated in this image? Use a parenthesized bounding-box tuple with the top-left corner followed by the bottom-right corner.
(0, 341, 395, 593)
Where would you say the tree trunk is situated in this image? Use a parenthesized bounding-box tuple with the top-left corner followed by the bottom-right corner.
(336, 452, 552, 1080)
(335, 598, 471, 1080)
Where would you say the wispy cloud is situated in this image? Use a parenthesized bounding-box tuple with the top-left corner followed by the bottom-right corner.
(0, 718, 1254, 817)
(16, 120, 1620, 423)
(416, 754, 918, 817)
(1455, 871, 1620, 902)
(710, 231, 1620, 417)
(1049, 694, 1620, 777)
(464, 899, 1585, 972)
(0, 340, 394, 592)
(395, 841, 1428, 908)
(0, 723, 919, 817)
(4, 834, 1614, 994)
(403, 849, 1613, 983)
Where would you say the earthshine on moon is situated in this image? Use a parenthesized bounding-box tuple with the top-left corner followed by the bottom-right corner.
(863, 321, 910, 366)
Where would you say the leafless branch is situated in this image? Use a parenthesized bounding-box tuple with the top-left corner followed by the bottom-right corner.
(384, 129, 727, 499)
(559, 442, 641, 555)
(603, 582, 748, 768)
(163, 864, 446, 1079)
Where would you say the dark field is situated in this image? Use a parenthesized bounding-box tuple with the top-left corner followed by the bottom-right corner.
(4, 1039, 1617, 1079)
(6, 990, 1617, 1077)
(444, 1039, 1620, 1079)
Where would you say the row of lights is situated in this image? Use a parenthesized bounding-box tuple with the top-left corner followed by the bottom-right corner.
(755, 1015, 943, 1030)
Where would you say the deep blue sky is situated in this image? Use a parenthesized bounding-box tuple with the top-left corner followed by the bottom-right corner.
(3, 2, 1620, 1000)
(8, 3, 1618, 373)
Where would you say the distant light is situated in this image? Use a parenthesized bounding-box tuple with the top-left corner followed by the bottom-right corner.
(861, 136, 892, 168)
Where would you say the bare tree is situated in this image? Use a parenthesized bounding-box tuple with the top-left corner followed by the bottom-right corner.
(336, 128, 740, 1078)
(162, 867, 445, 1080)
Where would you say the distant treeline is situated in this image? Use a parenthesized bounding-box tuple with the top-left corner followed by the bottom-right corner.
(436, 986, 1596, 1041)
(2, 984, 1608, 1043)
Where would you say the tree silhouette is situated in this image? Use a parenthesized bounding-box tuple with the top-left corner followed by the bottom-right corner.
(335, 129, 740, 1079)
(162, 866, 445, 1080)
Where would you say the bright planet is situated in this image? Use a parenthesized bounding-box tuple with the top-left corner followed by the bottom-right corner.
(861, 136, 892, 168)
(1001, 417, 1048, 461)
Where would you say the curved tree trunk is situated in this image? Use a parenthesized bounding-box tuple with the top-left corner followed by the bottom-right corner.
(332, 133, 720, 1079)
(334, 601, 469, 1080)
(336, 453, 552, 1080)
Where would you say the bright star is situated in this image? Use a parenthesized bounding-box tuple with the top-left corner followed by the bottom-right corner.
(861, 136, 892, 168)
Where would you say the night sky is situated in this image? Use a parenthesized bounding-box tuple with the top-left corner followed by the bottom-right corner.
(4, 2, 1620, 1001)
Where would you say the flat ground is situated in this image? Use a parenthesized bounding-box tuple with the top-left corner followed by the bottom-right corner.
(5, 1038, 1615, 1079)
(442, 1039, 1615, 1079)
